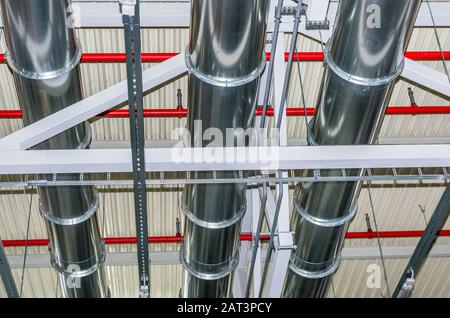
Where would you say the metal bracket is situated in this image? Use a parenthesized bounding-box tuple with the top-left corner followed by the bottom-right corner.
(306, 19, 330, 30)
(119, 0, 136, 17)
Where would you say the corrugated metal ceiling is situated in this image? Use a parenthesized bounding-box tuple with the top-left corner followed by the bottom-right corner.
(0, 0, 449, 298)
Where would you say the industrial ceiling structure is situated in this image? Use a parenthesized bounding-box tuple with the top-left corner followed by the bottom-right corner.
(0, 0, 449, 298)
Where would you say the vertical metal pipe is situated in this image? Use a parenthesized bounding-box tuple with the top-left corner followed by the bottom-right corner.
(282, 0, 421, 298)
(0, 0, 109, 297)
(181, 0, 270, 298)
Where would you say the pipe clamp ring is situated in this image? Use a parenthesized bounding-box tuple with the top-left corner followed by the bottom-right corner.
(294, 188, 357, 228)
(185, 48, 266, 88)
(39, 192, 99, 226)
(5, 43, 82, 80)
(180, 244, 240, 280)
(324, 42, 404, 87)
(182, 201, 245, 229)
(288, 255, 341, 279)
(181, 191, 246, 229)
(50, 240, 106, 278)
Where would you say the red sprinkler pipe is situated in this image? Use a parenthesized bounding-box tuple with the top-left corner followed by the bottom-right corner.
(0, 51, 448, 64)
(3, 230, 450, 247)
(1, 105, 450, 119)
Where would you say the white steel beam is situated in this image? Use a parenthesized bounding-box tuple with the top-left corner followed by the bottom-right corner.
(89, 136, 450, 150)
(402, 59, 450, 99)
(0, 144, 448, 175)
(7, 244, 450, 268)
(0, 53, 187, 151)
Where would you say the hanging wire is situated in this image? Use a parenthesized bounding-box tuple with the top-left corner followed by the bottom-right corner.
(367, 184, 391, 297)
(19, 184, 34, 297)
(245, 182, 267, 298)
(419, 204, 428, 227)
(331, 277, 337, 298)
(294, 47, 313, 142)
(425, 0, 450, 85)
(54, 275, 60, 298)
(101, 184, 107, 238)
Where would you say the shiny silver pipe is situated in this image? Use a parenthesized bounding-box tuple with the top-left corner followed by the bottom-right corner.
(0, 0, 109, 297)
(282, 0, 421, 298)
(181, 0, 270, 298)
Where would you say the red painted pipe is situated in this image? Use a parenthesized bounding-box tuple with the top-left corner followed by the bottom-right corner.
(346, 230, 450, 239)
(0, 51, 448, 64)
(3, 230, 450, 247)
(1, 106, 450, 119)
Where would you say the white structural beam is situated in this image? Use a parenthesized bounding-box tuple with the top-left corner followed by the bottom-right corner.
(89, 136, 450, 150)
(0, 145, 448, 175)
(402, 59, 450, 99)
(0, 53, 187, 151)
(7, 244, 450, 268)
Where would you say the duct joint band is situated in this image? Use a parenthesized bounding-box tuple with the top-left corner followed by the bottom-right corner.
(5, 44, 82, 80)
(294, 189, 357, 227)
(50, 241, 106, 278)
(182, 196, 246, 229)
(324, 42, 404, 87)
(39, 192, 99, 226)
(185, 49, 266, 88)
(288, 254, 341, 279)
(180, 244, 240, 280)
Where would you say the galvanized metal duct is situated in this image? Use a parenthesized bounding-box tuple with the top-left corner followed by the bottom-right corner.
(0, 0, 109, 297)
(282, 0, 421, 298)
(181, 0, 270, 298)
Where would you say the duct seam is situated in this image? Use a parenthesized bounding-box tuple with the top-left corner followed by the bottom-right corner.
(294, 189, 358, 228)
(181, 201, 246, 229)
(38, 192, 100, 226)
(288, 255, 341, 279)
(324, 42, 405, 87)
(50, 240, 106, 278)
(180, 243, 240, 280)
(185, 49, 266, 88)
(5, 42, 82, 80)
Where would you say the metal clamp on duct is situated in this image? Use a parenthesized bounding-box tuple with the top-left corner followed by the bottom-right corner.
(294, 188, 358, 228)
(39, 192, 100, 226)
(50, 240, 106, 278)
(181, 193, 246, 229)
(289, 254, 341, 279)
(5, 42, 82, 81)
(323, 42, 405, 89)
(180, 244, 240, 281)
(185, 51, 266, 88)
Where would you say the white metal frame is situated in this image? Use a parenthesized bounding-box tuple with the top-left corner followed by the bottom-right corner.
(7, 244, 450, 268)
(0, 145, 448, 175)
(0, 0, 449, 299)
